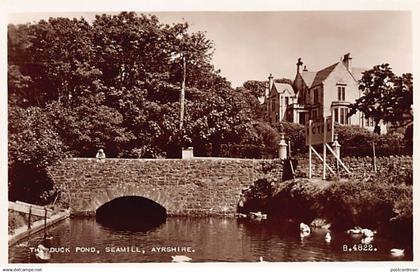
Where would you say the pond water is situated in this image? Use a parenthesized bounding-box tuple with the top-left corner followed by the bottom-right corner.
(9, 217, 412, 263)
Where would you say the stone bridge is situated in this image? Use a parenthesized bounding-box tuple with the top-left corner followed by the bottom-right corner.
(48, 158, 283, 216)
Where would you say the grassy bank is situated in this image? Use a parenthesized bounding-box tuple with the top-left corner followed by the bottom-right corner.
(239, 177, 412, 241)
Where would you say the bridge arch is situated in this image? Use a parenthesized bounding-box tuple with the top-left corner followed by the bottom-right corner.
(76, 184, 177, 216)
(96, 195, 167, 231)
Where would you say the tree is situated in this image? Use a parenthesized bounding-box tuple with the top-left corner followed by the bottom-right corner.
(349, 64, 413, 134)
(274, 78, 293, 85)
(8, 105, 66, 203)
(242, 80, 267, 99)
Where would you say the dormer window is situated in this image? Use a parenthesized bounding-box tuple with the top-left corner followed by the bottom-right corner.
(337, 86, 346, 101)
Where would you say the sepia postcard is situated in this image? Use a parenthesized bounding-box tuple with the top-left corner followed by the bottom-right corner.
(1, 0, 419, 271)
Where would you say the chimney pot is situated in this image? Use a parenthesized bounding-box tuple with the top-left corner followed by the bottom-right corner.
(296, 58, 303, 74)
(343, 53, 352, 72)
(268, 74, 274, 90)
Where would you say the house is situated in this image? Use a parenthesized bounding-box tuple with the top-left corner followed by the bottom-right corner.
(263, 53, 386, 133)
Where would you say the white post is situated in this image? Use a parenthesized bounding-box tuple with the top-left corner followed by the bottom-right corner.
(331, 134, 341, 173)
(322, 117, 327, 180)
(308, 120, 312, 179)
(278, 132, 288, 159)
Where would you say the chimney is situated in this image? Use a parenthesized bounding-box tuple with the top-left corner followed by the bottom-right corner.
(343, 53, 352, 72)
(303, 65, 308, 72)
(296, 58, 303, 74)
(268, 73, 274, 90)
(264, 81, 269, 98)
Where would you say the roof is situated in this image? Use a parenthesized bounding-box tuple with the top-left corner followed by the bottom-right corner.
(273, 82, 294, 95)
(300, 71, 317, 88)
(311, 62, 339, 87)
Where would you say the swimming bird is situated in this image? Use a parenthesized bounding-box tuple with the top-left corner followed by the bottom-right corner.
(361, 236, 374, 244)
(390, 249, 405, 257)
(171, 255, 192, 263)
(249, 211, 268, 220)
(346, 227, 362, 235)
(361, 228, 375, 238)
(35, 244, 51, 261)
(325, 232, 331, 243)
(300, 223, 311, 234)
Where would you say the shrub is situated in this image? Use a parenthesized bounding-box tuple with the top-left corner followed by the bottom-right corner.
(8, 105, 66, 204)
(335, 125, 409, 157)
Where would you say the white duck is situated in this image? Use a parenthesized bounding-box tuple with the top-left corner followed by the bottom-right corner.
(35, 244, 51, 261)
(171, 255, 192, 263)
(300, 223, 311, 234)
(390, 248, 405, 257)
(325, 232, 332, 243)
(361, 236, 374, 244)
(249, 211, 268, 220)
(361, 228, 375, 238)
(347, 227, 362, 235)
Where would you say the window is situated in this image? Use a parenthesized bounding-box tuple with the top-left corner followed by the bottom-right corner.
(337, 86, 346, 101)
(285, 97, 289, 106)
(334, 108, 339, 123)
(365, 117, 374, 127)
(312, 109, 318, 121)
(339, 108, 349, 124)
(314, 89, 319, 104)
(299, 112, 306, 125)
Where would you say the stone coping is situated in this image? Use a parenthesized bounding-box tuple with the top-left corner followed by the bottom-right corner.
(62, 157, 282, 162)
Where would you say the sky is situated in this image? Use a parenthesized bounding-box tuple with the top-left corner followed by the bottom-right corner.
(8, 11, 412, 87)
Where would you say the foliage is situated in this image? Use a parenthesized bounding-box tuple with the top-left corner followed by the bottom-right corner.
(241, 80, 267, 99)
(335, 125, 409, 156)
(335, 125, 378, 147)
(274, 78, 293, 85)
(8, 12, 273, 202)
(349, 64, 413, 134)
(242, 177, 412, 233)
(275, 122, 306, 154)
(8, 105, 66, 203)
(323, 180, 412, 229)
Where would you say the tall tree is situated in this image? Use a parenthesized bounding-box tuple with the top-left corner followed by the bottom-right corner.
(349, 64, 413, 134)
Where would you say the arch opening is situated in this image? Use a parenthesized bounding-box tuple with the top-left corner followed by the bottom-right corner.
(96, 196, 167, 231)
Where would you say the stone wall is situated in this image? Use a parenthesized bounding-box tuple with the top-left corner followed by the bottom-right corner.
(48, 158, 284, 216)
(294, 154, 412, 180)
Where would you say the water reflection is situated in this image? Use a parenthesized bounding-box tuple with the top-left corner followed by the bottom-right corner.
(9, 217, 412, 263)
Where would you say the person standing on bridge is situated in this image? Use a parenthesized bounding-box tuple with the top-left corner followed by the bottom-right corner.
(96, 149, 106, 161)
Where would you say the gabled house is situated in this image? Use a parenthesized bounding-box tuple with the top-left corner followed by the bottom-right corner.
(263, 53, 386, 133)
(265, 74, 296, 124)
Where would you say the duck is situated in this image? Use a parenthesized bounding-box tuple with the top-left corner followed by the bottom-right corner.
(361, 236, 374, 244)
(325, 232, 332, 243)
(249, 211, 268, 220)
(35, 244, 51, 261)
(236, 213, 248, 219)
(171, 255, 192, 263)
(346, 227, 363, 235)
(300, 222, 311, 234)
(390, 248, 405, 257)
(361, 228, 375, 238)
